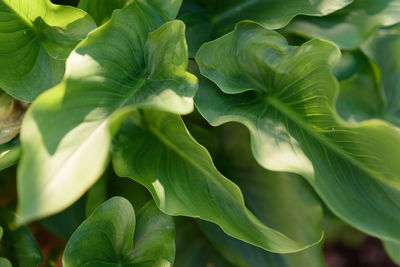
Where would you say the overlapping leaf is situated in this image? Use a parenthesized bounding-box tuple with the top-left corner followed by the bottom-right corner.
(195, 21, 400, 242)
(112, 110, 318, 253)
(0, 0, 96, 101)
(0, 207, 43, 266)
(286, 0, 400, 49)
(194, 123, 325, 267)
(63, 197, 175, 266)
(0, 138, 20, 171)
(78, 0, 130, 26)
(383, 240, 400, 265)
(17, 0, 197, 224)
(180, 0, 351, 56)
(0, 92, 26, 144)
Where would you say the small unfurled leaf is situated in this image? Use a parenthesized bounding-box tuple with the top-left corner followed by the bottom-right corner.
(286, 0, 400, 49)
(63, 197, 175, 267)
(195, 21, 400, 242)
(78, 0, 130, 26)
(17, 0, 196, 224)
(0, 207, 43, 266)
(0, 0, 96, 101)
(180, 0, 351, 55)
(112, 110, 319, 253)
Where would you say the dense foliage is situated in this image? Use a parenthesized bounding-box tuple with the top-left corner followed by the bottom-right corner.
(0, 0, 400, 266)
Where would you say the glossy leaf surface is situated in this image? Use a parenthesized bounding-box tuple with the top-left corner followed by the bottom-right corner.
(0, 0, 96, 101)
(286, 0, 400, 49)
(195, 21, 400, 242)
(63, 197, 175, 267)
(17, 0, 196, 224)
(112, 110, 317, 253)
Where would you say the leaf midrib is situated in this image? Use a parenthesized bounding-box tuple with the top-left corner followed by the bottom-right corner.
(265, 95, 396, 187)
(38, 78, 146, 204)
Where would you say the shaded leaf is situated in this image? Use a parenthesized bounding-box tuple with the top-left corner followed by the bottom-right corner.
(0, 138, 20, 171)
(78, 0, 130, 25)
(63, 197, 175, 267)
(196, 123, 325, 267)
(0, 92, 26, 145)
(174, 218, 233, 267)
(17, 0, 196, 224)
(180, 0, 351, 55)
(0, 0, 96, 101)
(112, 110, 318, 253)
(286, 0, 400, 49)
(195, 21, 400, 242)
(0, 207, 43, 266)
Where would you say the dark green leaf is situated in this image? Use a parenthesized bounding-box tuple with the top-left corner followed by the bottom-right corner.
(63, 197, 175, 267)
(78, 0, 130, 25)
(17, 0, 196, 224)
(195, 21, 400, 242)
(0, 0, 96, 101)
(0, 138, 20, 171)
(0, 207, 43, 266)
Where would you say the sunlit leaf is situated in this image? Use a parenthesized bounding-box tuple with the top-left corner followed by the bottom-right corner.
(63, 197, 175, 267)
(383, 240, 400, 265)
(17, 0, 196, 224)
(195, 21, 400, 242)
(0, 0, 96, 101)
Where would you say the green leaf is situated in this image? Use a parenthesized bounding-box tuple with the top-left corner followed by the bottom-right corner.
(196, 123, 325, 267)
(383, 240, 400, 264)
(17, 0, 196, 224)
(0, 207, 43, 266)
(180, 0, 351, 56)
(195, 21, 400, 242)
(0, 138, 21, 171)
(78, 0, 130, 26)
(0, 0, 96, 101)
(0, 92, 26, 144)
(360, 27, 400, 126)
(0, 258, 11, 267)
(174, 218, 233, 267)
(286, 0, 400, 49)
(112, 110, 319, 253)
(63, 197, 175, 267)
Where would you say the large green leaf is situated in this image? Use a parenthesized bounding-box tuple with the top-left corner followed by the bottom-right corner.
(17, 0, 197, 224)
(195, 21, 400, 242)
(78, 0, 130, 26)
(0, 207, 43, 266)
(286, 0, 400, 49)
(63, 197, 175, 267)
(112, 110, 319, 253)
(0, 0, 96, 101)
(179, 0, 351, 56)
(195, 123, 325, 267)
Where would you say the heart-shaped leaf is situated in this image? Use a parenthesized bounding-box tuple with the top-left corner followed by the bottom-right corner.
(17, 0, 197, 224)
(195, 21, 400, 242)
(63, 197, 175, 267)
(0, 207, 43, 266)
(112, 110, 319, 253)
(286, 0, 400, 49)
(0, 0, 96, 101)
(180, 0, 351, 56)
